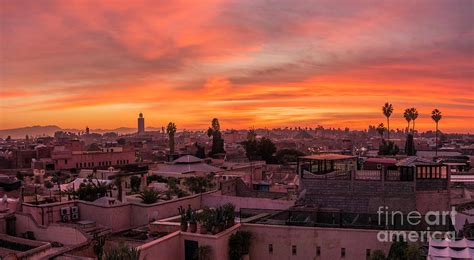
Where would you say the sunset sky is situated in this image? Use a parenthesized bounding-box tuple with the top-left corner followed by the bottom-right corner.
(1, 0, 473, 132)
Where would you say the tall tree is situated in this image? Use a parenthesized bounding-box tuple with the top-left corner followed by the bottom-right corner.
(409, 108, 419, 133)
(194, 142, 206, 159)
(242, 129, 258, 160)
(376, 123, 386, 139)
(207, 118, 225, 156)
(404, 134, 416, 156)
(403, 108, 412, 133)
(257, 137, 276, 164)
(382, 103, 394, 140)
(166, 122, 177, 154)
(431, 109, 442, 157)
(275, 149, 305, 164)
(379, 139, 400, 156)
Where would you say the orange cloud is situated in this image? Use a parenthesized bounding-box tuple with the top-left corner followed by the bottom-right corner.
(0, 0, 472, 132)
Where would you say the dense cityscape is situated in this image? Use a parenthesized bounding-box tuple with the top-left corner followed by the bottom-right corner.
(0, 107, 473, 259)
(1, 0, 473, 259)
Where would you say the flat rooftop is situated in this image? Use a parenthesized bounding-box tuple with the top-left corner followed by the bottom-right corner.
(299, 154, 356, 161)
(240, 208, 453, 232)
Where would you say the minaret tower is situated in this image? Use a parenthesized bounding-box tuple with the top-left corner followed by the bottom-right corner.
(138, 113, 145, 134)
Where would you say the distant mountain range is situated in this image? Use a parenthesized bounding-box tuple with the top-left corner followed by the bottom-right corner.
(0, 125, 163, 139)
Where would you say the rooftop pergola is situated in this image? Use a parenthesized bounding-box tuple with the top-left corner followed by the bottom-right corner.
(297, 154, 357, 177)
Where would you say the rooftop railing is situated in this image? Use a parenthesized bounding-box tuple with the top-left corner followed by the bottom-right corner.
(240, 208, 453, 232)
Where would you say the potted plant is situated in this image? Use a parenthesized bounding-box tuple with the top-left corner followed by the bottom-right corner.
(188, 206, 197, 233)
(223, 203, 236, 228)
(178, 206, 188, 232)
(217, 206, 226, 232)
(211, 211, 219, 235)
(210, 207, 223, 234)
(199, 220, 208, 234)
(198, 209, 209, 234)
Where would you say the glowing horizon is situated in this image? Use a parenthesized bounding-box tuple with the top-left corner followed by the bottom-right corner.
(1, 0, 473, 133)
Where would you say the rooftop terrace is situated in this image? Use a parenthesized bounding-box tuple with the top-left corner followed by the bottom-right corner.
(239, 208, 454, 232)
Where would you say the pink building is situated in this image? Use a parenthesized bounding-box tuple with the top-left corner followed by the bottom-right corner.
(51, 145, 135, 170)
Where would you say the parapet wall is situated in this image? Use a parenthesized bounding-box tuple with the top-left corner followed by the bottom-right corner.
(20, 190, 220, 233)
(15, 212, 88, 245)
(202, 193, 294, 211)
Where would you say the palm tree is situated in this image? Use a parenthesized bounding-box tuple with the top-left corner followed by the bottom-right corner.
(403, 108, 412, 133)
(376, 123, 386, 139)
(166, 122, 177, 154)
(382, 103, 393, 140)
(431, 109, 442, 157)
(207, 118, 225, 155)
(138, 189, 161, 204)
(409, 108, 419, 133)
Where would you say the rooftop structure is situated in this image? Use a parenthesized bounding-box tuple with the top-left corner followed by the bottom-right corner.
(298, 155, 451, 214)
(151, 155, 223, 176)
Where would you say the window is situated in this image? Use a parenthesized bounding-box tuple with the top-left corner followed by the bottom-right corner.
(377, 163, 381, 169)
(268, 244, 273, 254)
(316, 246, 321, 256)
(341, 248, 346, 258)
(366, 249, 371, 259)
(292, 245, 297, 256)
(65, 159, 68, 164)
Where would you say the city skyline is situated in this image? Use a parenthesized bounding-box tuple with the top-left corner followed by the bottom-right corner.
(1, 0, 473, 132)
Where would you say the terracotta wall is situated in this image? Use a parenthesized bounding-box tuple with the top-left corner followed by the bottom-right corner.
(21, 191, 219, 233)
(15, 212, 88, 245)
(139, 225, 241, 260)
(138, 231, 182, 260)
(130, 193, 205, 227)
(241, 224, 392, 260)
(22, 201, 78, 226)
(139, 222, 391, 260)
(78, 202, 132, 232)
(416, 190, 451, 215)
(179, 224, 240, 260)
